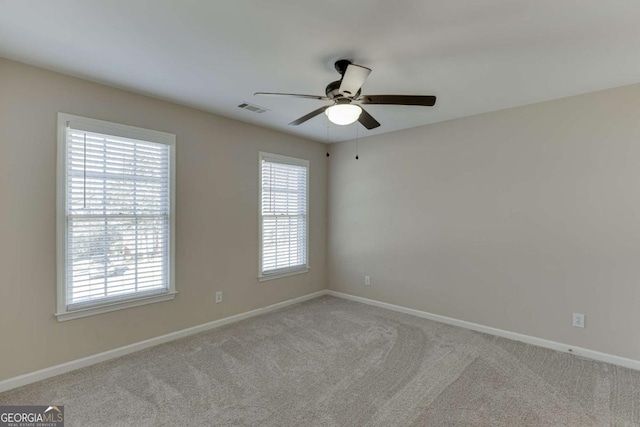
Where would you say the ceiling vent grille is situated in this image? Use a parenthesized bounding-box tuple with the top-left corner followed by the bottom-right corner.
(238, 102, 269, 114)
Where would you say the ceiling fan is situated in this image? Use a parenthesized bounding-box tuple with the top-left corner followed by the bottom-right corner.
(254, 59, 436, 130)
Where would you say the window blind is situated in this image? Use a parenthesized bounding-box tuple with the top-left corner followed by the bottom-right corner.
(260, 154, 308, 276)
(65, 127, 171, 308)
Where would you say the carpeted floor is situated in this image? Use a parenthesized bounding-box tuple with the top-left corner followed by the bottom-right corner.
(1, 295, 639, 426)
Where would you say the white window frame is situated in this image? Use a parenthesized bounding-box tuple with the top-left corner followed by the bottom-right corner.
(258, 152, 310, 281)
(56, 113, 176, 321)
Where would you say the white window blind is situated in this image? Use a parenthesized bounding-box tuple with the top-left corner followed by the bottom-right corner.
(57, 114, 175, 320)
(260, 153, 309, 278)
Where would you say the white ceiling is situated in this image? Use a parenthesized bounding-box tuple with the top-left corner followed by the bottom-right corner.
(1, 0, 640, 143)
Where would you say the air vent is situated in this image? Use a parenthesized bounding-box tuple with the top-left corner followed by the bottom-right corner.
(238, 102, 269, 114)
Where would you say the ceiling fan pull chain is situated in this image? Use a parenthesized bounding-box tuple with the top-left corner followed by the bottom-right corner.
(355, 124, 359, 160)
(326, 119, 330, 157)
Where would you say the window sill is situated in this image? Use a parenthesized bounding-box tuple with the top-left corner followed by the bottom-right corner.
(259, 267, 309, 282)
(55, 291, 177, 322)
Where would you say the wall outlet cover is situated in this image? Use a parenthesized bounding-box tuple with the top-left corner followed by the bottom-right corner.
(572, 312, 585, 328)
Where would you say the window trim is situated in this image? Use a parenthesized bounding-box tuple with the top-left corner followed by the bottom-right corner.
(258, 151, 310, 281)
(56, 113, 176, 321)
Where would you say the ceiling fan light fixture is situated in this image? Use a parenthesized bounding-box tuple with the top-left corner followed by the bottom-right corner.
(325, 104, 362, 125)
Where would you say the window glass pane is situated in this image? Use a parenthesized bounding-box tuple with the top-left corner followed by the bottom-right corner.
(66, 128, 170, 306)
(260, 155, 308, 275)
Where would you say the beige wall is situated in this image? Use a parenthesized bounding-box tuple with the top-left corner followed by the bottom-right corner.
(328, 83, 640, 361)
(0, 58, 327, 381)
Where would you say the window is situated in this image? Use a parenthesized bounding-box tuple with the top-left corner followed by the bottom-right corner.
(259, 152, 309, 280)
(56, 113, 176, 321)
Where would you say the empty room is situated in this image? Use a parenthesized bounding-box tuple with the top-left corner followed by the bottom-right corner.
(2, 1, 640, 426)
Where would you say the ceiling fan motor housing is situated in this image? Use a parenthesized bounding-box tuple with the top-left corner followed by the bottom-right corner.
(325, 80, 360, 101)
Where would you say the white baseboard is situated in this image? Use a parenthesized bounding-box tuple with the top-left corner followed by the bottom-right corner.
(0, 290, 327, 393)
(326, 290, 640, 372)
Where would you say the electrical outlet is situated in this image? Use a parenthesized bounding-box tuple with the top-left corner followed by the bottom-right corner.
(215, 291, 223, 304)
(364, 275, 371, 286)
(572, 313, 584, 328)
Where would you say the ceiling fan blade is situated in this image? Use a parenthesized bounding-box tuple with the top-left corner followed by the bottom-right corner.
(359, 95, 436, 106)
(289, 105, 330, 126)
(254, 92, 329, 101)
(358, 107, 381, 130)
(339, 64, 371, 97)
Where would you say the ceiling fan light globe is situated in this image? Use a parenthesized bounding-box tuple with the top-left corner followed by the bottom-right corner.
(325, 104, 362, 125)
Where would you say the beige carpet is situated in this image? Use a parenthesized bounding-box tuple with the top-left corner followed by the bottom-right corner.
(1, 295, 639, 426)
